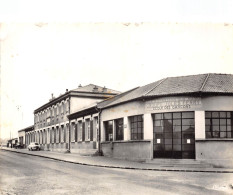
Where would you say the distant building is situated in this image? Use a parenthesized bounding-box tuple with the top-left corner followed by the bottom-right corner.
(7, 138, 18, 148)
(26, 84, 120, 153)
(18, 125, 34, 148)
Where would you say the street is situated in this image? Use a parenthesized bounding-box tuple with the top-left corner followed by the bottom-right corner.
(0, 150, 232, 195)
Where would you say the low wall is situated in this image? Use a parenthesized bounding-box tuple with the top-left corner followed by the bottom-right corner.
(196, 139, 233, 168)
(101, 140, 152, 161)
(40, 143, 68, 152)
(70, 141, 97, 154)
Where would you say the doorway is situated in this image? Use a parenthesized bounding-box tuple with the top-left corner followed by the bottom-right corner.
(153, 112, 195, 159)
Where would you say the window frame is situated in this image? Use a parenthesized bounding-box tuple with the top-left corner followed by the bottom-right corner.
(205, 111, 233, 139)
(104, 120, 113, 141)
(130, 115, 144, 140)
(85, 119, 91, 141)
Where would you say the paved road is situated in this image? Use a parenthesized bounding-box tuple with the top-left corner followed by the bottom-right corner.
(0, 150, 232, 195)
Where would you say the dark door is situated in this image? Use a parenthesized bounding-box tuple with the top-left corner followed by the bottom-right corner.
(115, 118, 124, 140)
(153, 112, 195, 159)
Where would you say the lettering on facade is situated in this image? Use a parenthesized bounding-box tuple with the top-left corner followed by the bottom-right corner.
(145, 97, 202, 111)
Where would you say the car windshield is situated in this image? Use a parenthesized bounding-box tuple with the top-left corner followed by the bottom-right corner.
(34, 143, 39, 145)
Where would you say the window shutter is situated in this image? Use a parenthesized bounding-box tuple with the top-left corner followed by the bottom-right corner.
(75, 124, 78, 142)
(82, 122, 85, 141)
(90, 120, 93, 141)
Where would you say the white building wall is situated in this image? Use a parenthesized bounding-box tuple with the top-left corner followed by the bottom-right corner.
(144, 113, 153, 140)
(195, 111, 205, 139)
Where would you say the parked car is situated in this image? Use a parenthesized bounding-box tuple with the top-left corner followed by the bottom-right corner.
(14, 143, 24, 149)
(28, 142, 40, 151)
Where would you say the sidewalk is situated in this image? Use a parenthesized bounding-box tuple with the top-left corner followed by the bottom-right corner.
(1, 147, 233, 173)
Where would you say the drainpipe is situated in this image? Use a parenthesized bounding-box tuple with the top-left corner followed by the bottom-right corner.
(95, 106, 102, 155)
(68, 97, 71, 153)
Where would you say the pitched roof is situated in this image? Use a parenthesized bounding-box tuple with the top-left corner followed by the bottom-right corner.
(34, 84, 120, 113)
(99, 73, 233, 109)
(72, 84, 120, 94)
(98, 87, 139, 109)
(18, 125, 34, 132)
(202, 74, 233, 93)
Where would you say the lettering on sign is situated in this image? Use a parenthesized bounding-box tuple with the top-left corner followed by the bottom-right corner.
(145, 97, 202, 111)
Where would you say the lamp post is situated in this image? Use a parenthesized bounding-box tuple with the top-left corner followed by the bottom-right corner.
(16, 105, 23, 130)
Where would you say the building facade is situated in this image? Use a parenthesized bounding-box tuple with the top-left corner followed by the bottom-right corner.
(98, 74, 233, 167)
(25, 84, 119, 153)
(19, 125, 34, 148)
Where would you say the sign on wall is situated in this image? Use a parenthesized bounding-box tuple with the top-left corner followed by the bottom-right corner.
(145, 97, 202, 112)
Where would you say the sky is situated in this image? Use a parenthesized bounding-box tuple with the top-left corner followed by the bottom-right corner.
(1, 0, 233, 139)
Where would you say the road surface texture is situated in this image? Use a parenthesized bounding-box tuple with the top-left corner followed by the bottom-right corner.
(0, 150, 232, 195)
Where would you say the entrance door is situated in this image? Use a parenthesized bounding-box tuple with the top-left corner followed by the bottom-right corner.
(153, 112, 195, 159)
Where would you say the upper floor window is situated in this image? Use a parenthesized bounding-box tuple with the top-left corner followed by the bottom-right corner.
(130, 115, 144, 140)
(61, 102, 64, 114)
(66, 100, 69, 113)
(205, 111, 233, 138)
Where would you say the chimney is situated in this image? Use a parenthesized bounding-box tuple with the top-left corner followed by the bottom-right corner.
(49, 93, 54, 101)
(102, 86, 107, 92)
(93, 85, 98, 92)
(66, 89, 68, 93)
(78, 84, 82, 88)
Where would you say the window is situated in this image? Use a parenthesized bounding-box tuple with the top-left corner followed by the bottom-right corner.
(61, 102, 64, 115)
(104, 120, 113, 141)
(78, 121, 82, 141)
(63, 102, 66, 114)
(115, 118, 124, 140)
(60, 125, 64, 142)
(66, 100, 69, 113)
(56, 127, 59, 143)
(94, 117, 98, 141)
(85, 119, 91, 141)
(53, 127, 56, 143)
(130, 115, 143, 140)
(71, 122, 75, 141)
(205, 111, 233, 138)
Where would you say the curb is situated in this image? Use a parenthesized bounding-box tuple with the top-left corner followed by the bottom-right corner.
(1, 149, 233, 173)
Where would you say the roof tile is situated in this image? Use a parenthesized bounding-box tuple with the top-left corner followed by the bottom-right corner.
(99, 73, 233, 109)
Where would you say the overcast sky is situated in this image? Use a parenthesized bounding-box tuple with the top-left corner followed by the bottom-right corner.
(1, 0, 233, 139)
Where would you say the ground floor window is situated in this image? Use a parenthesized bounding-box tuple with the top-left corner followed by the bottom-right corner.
(153, 112, 195, 159)
(94, 117, 98, 141)
(85, 119, 91, 141)
(61, 125, 64, 142)
(52, 127, 55, 143)
(71, 122, 75, 142)
(130, 115, 143, 140)
(56, 127, 60, 143)
(205, 111, 233, 138)
(78, 121, 82, 141)
(104, 120, 113, 141)
(115, 118, 124, 141)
